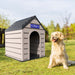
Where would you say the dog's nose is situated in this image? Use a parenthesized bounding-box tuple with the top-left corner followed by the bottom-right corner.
(52, 37, 54, 39)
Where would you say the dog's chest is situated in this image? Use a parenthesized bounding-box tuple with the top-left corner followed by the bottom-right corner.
(52, 44, 64, 55)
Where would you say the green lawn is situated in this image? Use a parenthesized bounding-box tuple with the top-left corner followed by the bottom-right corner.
(0, 40, 75, 75)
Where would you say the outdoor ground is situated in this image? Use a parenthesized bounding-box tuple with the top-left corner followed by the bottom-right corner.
(0, 40, 75, 75)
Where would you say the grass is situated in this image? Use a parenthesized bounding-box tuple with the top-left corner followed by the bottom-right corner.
(0, 40, 75, 75)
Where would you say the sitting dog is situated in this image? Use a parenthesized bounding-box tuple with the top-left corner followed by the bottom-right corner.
(48, 31, 75, 69)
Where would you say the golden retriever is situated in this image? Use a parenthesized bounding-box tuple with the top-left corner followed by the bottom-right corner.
(48, 31, 75, 69)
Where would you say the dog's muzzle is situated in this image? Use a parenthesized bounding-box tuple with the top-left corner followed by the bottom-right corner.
(52, 37, 58, 42)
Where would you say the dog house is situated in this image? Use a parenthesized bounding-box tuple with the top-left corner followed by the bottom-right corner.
(5, 16, 45, 61)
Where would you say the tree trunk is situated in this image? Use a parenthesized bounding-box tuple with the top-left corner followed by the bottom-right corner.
(0, 33, 2, 44)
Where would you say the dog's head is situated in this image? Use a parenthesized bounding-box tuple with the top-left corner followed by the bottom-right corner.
(50, 31, 64, 42)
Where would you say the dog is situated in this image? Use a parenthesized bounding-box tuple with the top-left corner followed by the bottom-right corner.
(48, 31, 75, 69)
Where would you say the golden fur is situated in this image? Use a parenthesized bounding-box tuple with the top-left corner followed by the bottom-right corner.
(48, 31, 75, 69)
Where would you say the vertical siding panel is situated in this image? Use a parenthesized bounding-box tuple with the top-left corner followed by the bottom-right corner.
(23, 29, 30, 60)
(40, 31, 45, 57)
(21, 30, 24, 61)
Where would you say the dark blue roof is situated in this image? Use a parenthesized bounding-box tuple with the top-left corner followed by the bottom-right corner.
(5, 16, 45, 32)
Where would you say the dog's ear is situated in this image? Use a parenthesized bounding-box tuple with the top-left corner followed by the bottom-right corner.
(60, 32, 64, 40)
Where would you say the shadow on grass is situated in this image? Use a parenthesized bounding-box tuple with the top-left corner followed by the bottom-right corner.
(68, 60, 75, 67)
(69, 64, 75, 67)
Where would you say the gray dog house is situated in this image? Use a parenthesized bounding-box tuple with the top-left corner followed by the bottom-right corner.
(5, 16, 45, 61)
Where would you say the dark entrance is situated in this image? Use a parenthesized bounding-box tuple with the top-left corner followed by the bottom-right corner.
(0, 28, 5, 47)
(0, 34, 2, 44)
(30, 31, 39, 59)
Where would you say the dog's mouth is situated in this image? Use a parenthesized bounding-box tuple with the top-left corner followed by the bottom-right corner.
(53, 38, 58, 42)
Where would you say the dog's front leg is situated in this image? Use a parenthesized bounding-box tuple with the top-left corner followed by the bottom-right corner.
(48, 55, 54, 68)
(62, 60, 68, 69)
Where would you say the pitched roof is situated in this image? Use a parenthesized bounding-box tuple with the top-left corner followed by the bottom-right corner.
(5, 16, 45, 32)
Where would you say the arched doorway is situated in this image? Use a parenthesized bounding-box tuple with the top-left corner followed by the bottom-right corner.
(30, 31, 39, 59)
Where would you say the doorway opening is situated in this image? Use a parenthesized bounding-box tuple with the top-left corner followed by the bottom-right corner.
(30, 31, 39, 59)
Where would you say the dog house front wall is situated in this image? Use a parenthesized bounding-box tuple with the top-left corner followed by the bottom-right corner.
(23, 28, 45, 61)
(22, 19, 45, 61)
(25, 19, 43, 30)
(5, 30, 24, 61)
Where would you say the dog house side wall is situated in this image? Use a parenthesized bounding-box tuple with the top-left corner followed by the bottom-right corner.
(40, 30, 45, 57)
(22, 19, 45, 61)
(5, 30, 23, 61)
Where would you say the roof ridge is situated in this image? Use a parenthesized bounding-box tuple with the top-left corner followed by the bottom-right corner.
(22, 15, 36, 28)
(15, 15, 36, 23)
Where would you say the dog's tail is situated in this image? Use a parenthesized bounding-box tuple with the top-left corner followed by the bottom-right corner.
(68, 60, 75, 65)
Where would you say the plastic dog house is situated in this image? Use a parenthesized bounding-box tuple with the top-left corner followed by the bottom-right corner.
(5, 16, 45, 61)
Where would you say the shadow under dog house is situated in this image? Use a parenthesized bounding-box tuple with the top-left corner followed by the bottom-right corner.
(5, 16, 45, 61)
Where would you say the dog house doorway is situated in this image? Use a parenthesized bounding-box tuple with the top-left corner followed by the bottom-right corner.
(30, 31, 39, 59)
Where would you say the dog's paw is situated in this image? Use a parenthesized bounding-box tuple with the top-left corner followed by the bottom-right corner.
(63, 66, 68, 69)
(48, 66, 52, 69)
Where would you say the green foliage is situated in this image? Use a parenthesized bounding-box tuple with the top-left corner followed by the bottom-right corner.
(0, 14, 10, 44)
(47, 20, 55, 37)
(0, 40, 75, 75)
(55, 23, 60, 31)
(0, 15, 10, 29)
(69, 23, 75, 39)
(46, 20, 75, 40)
(61, 23, 75, 40)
